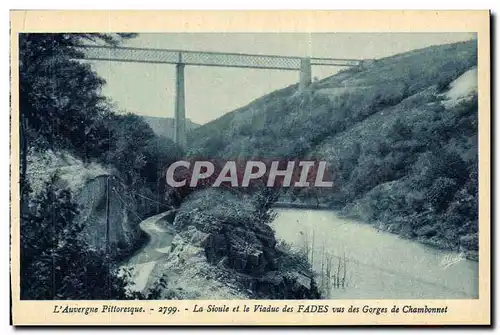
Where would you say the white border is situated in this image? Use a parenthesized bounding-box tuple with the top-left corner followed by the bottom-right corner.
(2, 2, 498, 334)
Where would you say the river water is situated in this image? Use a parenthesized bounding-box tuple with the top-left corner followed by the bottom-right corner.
(271, 208, 478, 299)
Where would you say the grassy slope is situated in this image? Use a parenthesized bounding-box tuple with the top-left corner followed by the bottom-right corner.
(187, 40, 478, 258)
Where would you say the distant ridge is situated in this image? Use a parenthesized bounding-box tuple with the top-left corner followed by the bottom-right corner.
(142, 115, 199, 140)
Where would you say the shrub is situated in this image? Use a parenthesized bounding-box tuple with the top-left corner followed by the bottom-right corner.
(275, 240, 311, 274)
(426, 177, 459, 212)
(20, 177, 134, 299)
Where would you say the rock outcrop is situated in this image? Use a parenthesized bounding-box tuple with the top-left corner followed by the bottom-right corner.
(174, 208, 278, 275)
(167, 189, 320, 299)
(26, 150, 154, 260)
(75, 175, 147, 259)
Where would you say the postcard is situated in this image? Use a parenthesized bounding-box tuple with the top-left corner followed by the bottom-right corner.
(10, 10, 490, 326)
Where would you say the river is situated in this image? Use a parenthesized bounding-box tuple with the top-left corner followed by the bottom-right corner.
(271, 208, 478, 299)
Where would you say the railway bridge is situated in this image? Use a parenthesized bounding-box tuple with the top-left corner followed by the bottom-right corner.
(77, 45, 365, 147)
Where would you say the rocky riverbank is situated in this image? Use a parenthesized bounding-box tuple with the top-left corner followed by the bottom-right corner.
(133, 189, 321, 299)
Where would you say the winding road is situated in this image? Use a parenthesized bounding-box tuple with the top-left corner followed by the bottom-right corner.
(124, 211, 176, 292)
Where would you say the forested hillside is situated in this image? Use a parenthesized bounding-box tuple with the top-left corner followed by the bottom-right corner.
(187, 40, 479, 259)
(19, 33, 183, 299)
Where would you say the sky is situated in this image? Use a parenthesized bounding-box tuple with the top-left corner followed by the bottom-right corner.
(89, 33, 476, 125)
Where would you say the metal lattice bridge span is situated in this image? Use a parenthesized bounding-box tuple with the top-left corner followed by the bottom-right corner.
(77, 45, 367, 147)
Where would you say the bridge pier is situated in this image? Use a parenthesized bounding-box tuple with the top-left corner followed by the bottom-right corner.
(298, 58, 312, 91)
(175, 63, 186, 148)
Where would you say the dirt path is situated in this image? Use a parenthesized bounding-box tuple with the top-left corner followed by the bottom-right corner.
(124, 211, 176, 292)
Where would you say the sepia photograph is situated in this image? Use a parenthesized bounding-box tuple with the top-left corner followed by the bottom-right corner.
(9, 10, 490, 326)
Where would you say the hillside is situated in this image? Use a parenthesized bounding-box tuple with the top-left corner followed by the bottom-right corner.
(18, 33, 185, 299)
(143, 115, 199, 140)
(19, 33, 320, 300)
(187, 40, 479, 258)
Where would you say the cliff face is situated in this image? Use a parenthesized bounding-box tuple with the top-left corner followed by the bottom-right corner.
(172, 211, 320, 299)
(75, 176, 146, 259)
(26, 150, 148, 259)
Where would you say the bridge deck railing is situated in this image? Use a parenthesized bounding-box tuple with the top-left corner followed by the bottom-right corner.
(76, 45, 363, 70)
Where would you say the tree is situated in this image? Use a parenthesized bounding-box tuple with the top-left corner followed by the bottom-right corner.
(19, 33, 137, 191)
(104, 113, 156, 184)
(18, 33, 144, 299)
(143, 135, 183, 210)
(20, 176, 133, 299)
